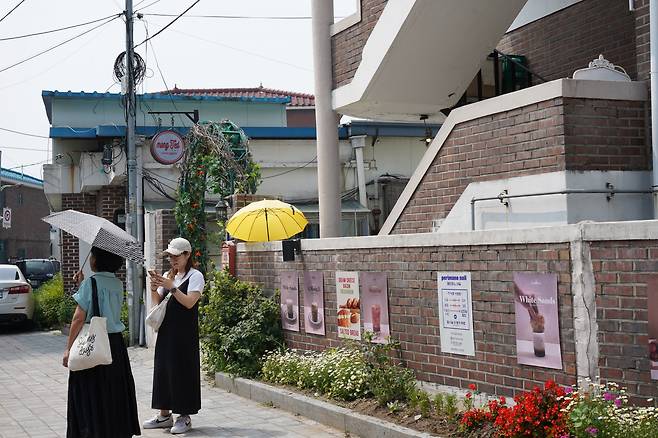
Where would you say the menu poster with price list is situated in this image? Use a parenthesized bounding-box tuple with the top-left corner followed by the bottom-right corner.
(438, 272, 475, 356)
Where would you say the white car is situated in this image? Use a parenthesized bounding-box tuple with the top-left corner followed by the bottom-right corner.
(0, 264, 35, 325)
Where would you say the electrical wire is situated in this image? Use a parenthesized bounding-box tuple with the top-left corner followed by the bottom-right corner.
(134, 0, 201, 48)
(0, 13, 120, 41)
(141, 13, 316, 20)
(157, 26, 312, 72)
(134, 0, 162, 12)
(146, 38, 187, 126)
(0, 0, 27, 24)
(0, 14, 122, 74)
(8, 158, 49, 170)
(0, 145, 48, 151)
(0, 127, 49, 138)
(262, 156, 317, 179)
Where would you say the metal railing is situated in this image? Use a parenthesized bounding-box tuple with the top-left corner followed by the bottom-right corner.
(470, 186, 654, 230)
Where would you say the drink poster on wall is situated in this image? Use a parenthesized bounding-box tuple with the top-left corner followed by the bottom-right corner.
(336, 271, 360, 340)
(647, 276, 658, 380)
(280, 271, 299, 332)
(360, 272, 390, 344)
(303, 271, 325, 336)
(438, 272, 475, 356)
(513, 272, 562, 369)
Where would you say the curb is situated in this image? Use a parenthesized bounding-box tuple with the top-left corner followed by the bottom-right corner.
(215, 372, 437, 438)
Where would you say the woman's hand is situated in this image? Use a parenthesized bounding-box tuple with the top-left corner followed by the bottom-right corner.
(151, 273, 174, 290)
(62, 349, 70, 368)
(72, 270, 84, 287)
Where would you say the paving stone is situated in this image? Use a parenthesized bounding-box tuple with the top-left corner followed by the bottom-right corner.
(0, 329, 347, 438)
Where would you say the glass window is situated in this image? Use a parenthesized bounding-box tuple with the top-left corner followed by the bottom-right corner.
(22, 260, 57, 276)
(0, 266, 20, 281)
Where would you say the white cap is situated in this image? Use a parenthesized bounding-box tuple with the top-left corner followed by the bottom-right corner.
(163, 237, 192, 256)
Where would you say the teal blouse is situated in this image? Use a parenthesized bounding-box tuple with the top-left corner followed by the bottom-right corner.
(73, 272, 125, 333)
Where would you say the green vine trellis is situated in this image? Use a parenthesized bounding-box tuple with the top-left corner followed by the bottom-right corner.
(174, 120, 260, 273)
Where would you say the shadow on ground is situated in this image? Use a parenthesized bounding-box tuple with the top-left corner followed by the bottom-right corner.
(184, 426, 287, 437)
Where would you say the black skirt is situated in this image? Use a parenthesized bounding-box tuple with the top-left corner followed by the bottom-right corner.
(151, 278, 201, 415)
(67, 333, 141, 438)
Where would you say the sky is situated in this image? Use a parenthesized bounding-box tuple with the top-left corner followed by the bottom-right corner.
(0, 0, 356, 178)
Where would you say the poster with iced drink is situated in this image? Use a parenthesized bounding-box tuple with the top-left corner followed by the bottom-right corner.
(513, 272, 562, 369)
(647, 276, 658, 380)
(438, 272, 475, 356)
(336, 271, 360, 340)
(280, 271, 299, 332)
(303, 271, 325, 336)
(360, 272, 390, 343)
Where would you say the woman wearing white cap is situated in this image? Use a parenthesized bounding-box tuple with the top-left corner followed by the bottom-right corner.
(143, 237, 205, 434)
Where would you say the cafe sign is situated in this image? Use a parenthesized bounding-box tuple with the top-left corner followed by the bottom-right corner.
(150, 130, 185, 164)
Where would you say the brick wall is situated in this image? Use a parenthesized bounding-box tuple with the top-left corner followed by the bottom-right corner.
(237, 243, 577, 398)
(634, 0, 650, 81)
(332, 0, 387, 88)
(61, 193, 97, 292)
(153, 209, 177, 274)
(590, 240, 658, 404)
(564, 98, 649, 170)
(390, 96, 648, 235)
(497, 0, 637, 81)
(97, 185, 127, 284)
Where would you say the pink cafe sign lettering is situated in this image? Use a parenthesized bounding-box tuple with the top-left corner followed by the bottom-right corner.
(150, 130, 185, 164)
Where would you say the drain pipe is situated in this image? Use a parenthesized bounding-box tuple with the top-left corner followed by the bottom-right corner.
(651, 0, 658, 216)
(350, 135, 368, 207)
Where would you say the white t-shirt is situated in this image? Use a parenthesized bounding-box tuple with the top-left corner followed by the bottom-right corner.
(157, 268, 205, 297)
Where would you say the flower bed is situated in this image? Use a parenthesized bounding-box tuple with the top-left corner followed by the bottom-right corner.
(261, 340, 658, 437)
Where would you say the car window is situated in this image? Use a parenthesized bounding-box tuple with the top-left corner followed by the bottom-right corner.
(25, 260, 56, 275)
(0, 266, 20, 281)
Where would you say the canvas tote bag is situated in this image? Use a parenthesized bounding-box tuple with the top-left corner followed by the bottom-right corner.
(145, 291, 172, 332)
(68, 277, 113, 371)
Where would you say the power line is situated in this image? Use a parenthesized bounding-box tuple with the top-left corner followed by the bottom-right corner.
(0, 0, 27, 24)
(0, 13, 120, 41)
(1, 145, 48, 152)
(158, 26, 312, 72)
(142, 13, 316, 20)
(8, 158, 49, 170)
(0, 127, 49, 139)
(262, 156, 317, 179)
(135, 0, 200, 48)
(134, 0, 163, 12)
(0, 14, 121, 74)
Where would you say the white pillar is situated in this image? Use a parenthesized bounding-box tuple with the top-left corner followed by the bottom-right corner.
(351, 135, 368, 207)
(649, 0, 658, 219)
(312, 0, 341, 237)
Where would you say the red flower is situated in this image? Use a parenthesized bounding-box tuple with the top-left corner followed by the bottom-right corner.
(195, 250, 202, 257)
(469, 383, 477, 391)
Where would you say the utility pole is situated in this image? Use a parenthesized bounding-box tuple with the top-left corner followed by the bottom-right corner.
(125, 0, 142, 345)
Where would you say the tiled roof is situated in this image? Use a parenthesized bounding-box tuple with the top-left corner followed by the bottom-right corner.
(165, 85, 315, 107)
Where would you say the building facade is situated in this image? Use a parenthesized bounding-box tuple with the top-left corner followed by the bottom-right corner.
(0, 168, 51, 263)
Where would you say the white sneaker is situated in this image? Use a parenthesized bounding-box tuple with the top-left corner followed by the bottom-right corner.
(170, 415, 192, 434)
(142, 414, 173, 429)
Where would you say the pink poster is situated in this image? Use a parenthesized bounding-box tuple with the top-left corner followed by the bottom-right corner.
(360, 272, 390, 344)
(513, 272, 562, 369)
(648, 276, 658, 380)
(303, 271, 325, 336)
(280, 271, 299, 332)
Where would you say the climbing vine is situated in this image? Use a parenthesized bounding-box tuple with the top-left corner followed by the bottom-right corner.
(174, 120, 260, 273)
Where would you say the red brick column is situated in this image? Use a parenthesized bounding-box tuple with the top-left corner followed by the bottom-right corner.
(61, 193, 97, 293)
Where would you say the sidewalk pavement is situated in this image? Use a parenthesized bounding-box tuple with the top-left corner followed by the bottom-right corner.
(0, 329, 348, 438)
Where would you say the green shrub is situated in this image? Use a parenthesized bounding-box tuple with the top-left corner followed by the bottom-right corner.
(33, 274, 66, 329)
(200, 270, 283, 378)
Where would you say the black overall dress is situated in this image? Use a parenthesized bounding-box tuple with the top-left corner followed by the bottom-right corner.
(151, 276, 201, 415)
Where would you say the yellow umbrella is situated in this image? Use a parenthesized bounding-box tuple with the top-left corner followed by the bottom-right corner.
(226, 199, 308, 242)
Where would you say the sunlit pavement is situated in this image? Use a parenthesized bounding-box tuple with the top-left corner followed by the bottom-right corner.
(0, 329, 346, 438)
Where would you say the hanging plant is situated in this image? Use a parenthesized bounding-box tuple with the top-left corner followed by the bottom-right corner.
(174, 120, 260, 273)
